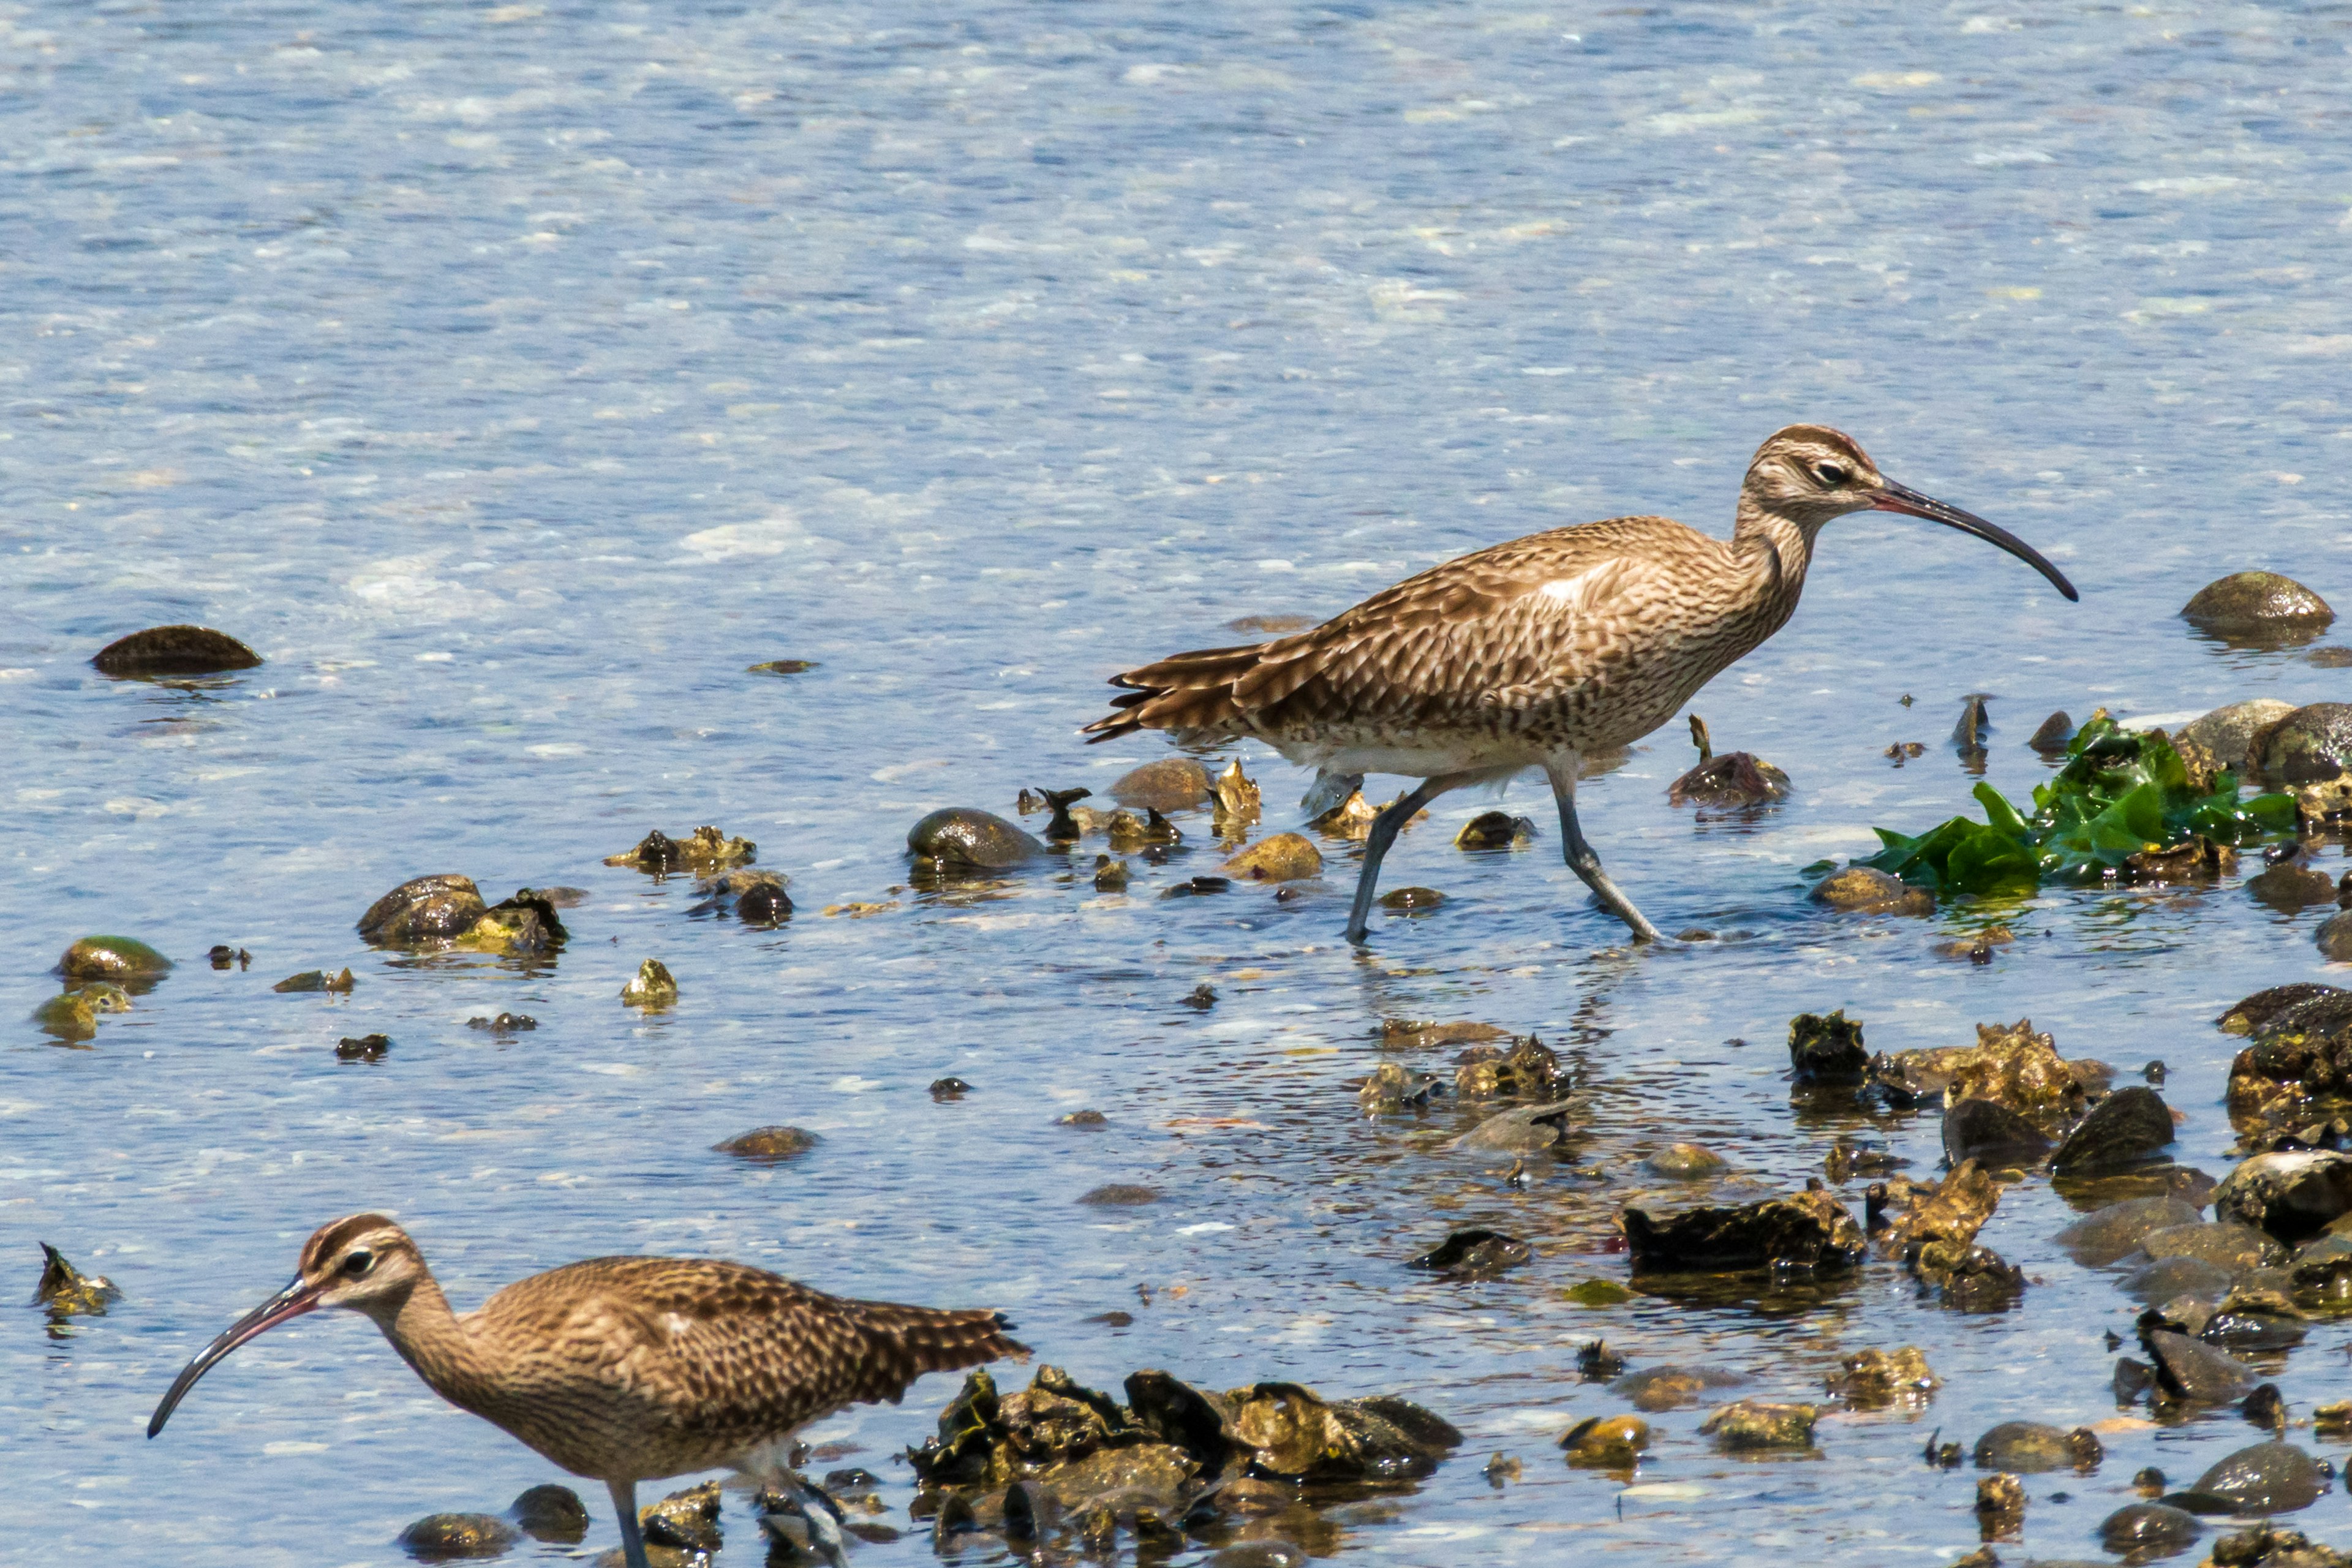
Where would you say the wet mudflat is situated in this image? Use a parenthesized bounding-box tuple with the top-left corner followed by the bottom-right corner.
(6, 1, 2352, 1565)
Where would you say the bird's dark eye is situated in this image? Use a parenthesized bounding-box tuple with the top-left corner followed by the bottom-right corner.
(1814, 462, 1849, 487)
(342, 1250, 374, 1277)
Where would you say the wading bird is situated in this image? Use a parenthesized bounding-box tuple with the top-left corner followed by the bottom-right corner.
(1084, 425, 2076, 942)
(148, 1214, 1023, 1568)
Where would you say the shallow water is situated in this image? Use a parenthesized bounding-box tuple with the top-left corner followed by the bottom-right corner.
(6, 0, 2351, 1564)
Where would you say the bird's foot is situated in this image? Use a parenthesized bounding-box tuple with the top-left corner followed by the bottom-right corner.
(756, 1472, 849, 1568)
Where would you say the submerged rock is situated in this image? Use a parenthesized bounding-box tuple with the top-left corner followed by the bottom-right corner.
(508, 1484, 589, 1544)
(2192, 1442, 2328, 1515)
(1824, 1347, 1937, 1408)
(2247, 854, 2339, 913)
(1223, 833, 1322, 883)
(1697, 1401, 1816, 1450)
(620, 959, 677, 1009)
(1408, 1229, 1529, 1277)
(56, 935, 173, 984)
(1357, 1062, 1445, 1112)
(1452, 1100, 1580, 1153)
(1788, 1009, 1868, 1087)
(1453, 1035, 1566, 1101)
(2182, 573, 2335, 637)
(1975, 1472, 2026, 1533)
(1622, 1188, 1866, 1275)
(2214, 1151, 2352, 1242)
(1943, 1098, 2054, 1167)
(359, 875, 489, 944)
(607, 826, 757, 874)
(1558, 1414, 1649, 1468)
(2142, 1221, 2285, 1271)
(91, 624, 262, 676)
(712, 1126, 818, 1164)
(396, 1513, 519, 1561)
(1110, 758, 1212, 812)
(2051, 1085, 2176, 1174)
(2054, 1196, 2207, 1267)
(273, 968, 355, 993)
(1609, 1365, 1743, 1412)
(1378, 886, 1444, 911)
(1971, 1422, 2101, 1474)
(903, 810, 1046, 873)
(1454, 811, 1536, 850)
(1808, 866, 1934, 915)
(335, 1034, 390, 1061)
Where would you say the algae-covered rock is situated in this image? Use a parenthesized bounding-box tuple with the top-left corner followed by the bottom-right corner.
(1223, 833, 1321, 883)
(56, 936, 173, 983)
(1643, 1143, 1728, 1180)
(34, 983, 131, 1042)
(1697, 1400, 1816, 1450)
(1869, 1160, 1999, 1259)
(1453, 1035, 1565, 1101)
(607, 825, 758, 875)
(2225, 988, 2352, 1144)
(1357, 1062, 1445, 1113)
(91, 624, 262, 676)
(2183, 573, 2335, 636)
(2182, 699, 2301, 771)
(359, 875, 488, 944)
(1622, 1188, 1865, 1275)
(907, 809, 1046, 872)
(1971, 1422, 2101, 1473)
(620, 958, 677, 1009)
(1808, 866, 1934, 915)
(273, 968, 355, 993)
(1110, 758, 1212, 812)
(396, 1513, 519, 1561)
(1942, 1019, 2094, 1129)
(1916, 1241, 2027, 1310)
(1824, 1347, 1936, 1408)
(1454, 811, 1536, 850)
(1558, 1414, 1649, 1468)
(1608, 1364, 1743, 1412)
(712, 1126, 818, 1164)
(1789, 1009, 1868, 1086)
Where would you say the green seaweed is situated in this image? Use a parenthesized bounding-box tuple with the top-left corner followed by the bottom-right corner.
(1863, 712, 2297, 895)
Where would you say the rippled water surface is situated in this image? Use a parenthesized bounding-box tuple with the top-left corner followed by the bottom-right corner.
(7, 1, 2352, 1563)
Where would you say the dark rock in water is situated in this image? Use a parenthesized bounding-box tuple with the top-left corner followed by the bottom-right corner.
(91, 624, 262, 676)
(1974, 1471, 2026, 1531)
(467, 1013, 537, 1033)
(1408, 1229, 1530, 1276)
(1697, 1400, 1817, 1450)
(1869, 1161, 2000, 1258)
(641, 1480, 722, 1553)
(908, 808, 1047, 871)
(1454, 810, 1536, 850)
(360, 874, 488, 943)
(1092, 855, 1130, 892)
(1110, 758, 1212, 812)
(1079, 1184, 1159, 1207)
(335, 1033, 389, 1062)
(1034, 786, 1091, 842)
(1378, 885, 1444, 911)
(2124, 1254, 2235, 1305)
(2141, 1221, 2285, 1271)
(1558, 1414, 1650, 1468)
(56, 935, 174, 983)
(1609, 1363, 1743, 1412)
(1223, 833, 1320, 882)
(1575, 1340, 1626, 1381)
(1622, 1188, 1866, 1274)
(273, 968, 355, 993)
(1972, 1422, 2102, 1473)
(1952, 693, 1991, 751)
(1918, 1242, 2026, 1310)
(1454, 1035, 1566, 1101)
(733, 878, 794, 925)
(2144, 1328, 2259, 1404)
(2114, 1356, 2155, 1403)
(1808, 865, 1934, 916)
(2203, 1286, 2309, 1352)
(2099, 1503, 2202, 1555)
(1823, 1346, 1937, 1408)
(1227, 1382, 1461, 1482)
(1057, 1110, 1107, 1129)
(395, 1513, 521, 1561)
(712, 1126, 818, 1164)
(1944, 1098, 2054, 1167)
(1452, 1099, 1580, 1153)
(2242, 1384, 2288, 1430)
(2290, 1232, 2352, 1299)
(2052, 1085, 2176, 1174)
(2182, 572, 2336, 636)
(2193, 1441, 2327, 1515)
(1789, 1009, 1868, 1086)
(2201, 1525, 2352, 1566)
(2055, 1196, 2207, 1267)
(2247, 856, 2339, 914)
(507, 1484, 588, 1543)
(2214, 1152, 2352, 1242)
(606, 826, 756, 874)
(2220, 983, 2349, 1037)
(2028, 710, 2076, 753)
(2250, 703, 2352, 812)
(1160, 874, 1231, 898)
(930, 1076, 973, 1101)
(2319, 911, 2352, 963)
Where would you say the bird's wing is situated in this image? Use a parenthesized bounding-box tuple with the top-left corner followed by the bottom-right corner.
(493, 1259, 1020, 1441)
(1087, 519, 1694, 739)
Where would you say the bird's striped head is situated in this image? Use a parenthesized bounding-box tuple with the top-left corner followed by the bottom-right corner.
(1741, 423, 2079, 601)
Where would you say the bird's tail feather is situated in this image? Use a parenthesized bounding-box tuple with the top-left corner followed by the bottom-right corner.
(1081, 641, 1271, 742)
(841, 1300, 1028, 1407)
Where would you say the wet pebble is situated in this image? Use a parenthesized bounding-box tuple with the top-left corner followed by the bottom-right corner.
(712, 1126, 818, 1163)
(467, 1013, 537, 1033)
(2214, 1151, 2352, 1243)
(1057, 1110, 1107, 1128)
(57, 935, 173, 983)
(620, 959, 677, 1009)
(1697, 1400, 1817, 1451)
(1110, 758, 1212, 812)
(1623, 1188, 1866, 1274)
(2140, 1221, 2284, 1271)
(907, 809, 1045, 870)
(2028, 710, 2076, 753)
(91, 624, 262, 676)
(1972, 1422, 2101, 1473)
(2124, 1254, 2235, 1304)
(2193, 1441, 2328, 1515)
(1807, 865, 1934, 915)
(1223, 832, 1322, 883)
(2248, 702, 2352, 813)
(930, 1076, 973, 1101)
(2182, 698, 2301, 769)
(1942, 1098, 2052, 1166)
(396, 1513, 520, 1562)
(1558, 1414, 1649, 1468)
(2243, 1384, 2288, 1430)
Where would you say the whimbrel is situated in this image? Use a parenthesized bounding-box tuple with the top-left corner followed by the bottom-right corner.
(1085, 425, 2076, 942)
(148, 1214, 1023, 1568)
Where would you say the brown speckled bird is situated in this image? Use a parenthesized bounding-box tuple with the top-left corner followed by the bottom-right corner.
(148, 1214, 1023, 1568)
(1085, 425, 2077, 942)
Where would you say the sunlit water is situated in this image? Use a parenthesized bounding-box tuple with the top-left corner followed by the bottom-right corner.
(6, 1, 2351, 1563)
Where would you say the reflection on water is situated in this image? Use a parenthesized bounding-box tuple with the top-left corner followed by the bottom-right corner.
(6, 0, 2352, 1562)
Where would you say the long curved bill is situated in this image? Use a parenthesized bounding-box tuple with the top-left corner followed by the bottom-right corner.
(1872, 479, 2079, 602)
(147, 1276, 321, 1438)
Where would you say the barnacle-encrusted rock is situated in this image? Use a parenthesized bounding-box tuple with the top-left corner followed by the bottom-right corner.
(712, 1126, 818, 1164)
(620, 959, 677, 1009)
(2249, 702, 2352, 816)
(1622, 1188, 1866, 1275)
(1210, 760, 1261, 834)
(396, 1513, 519, 1561)
(1697, 1401, 1816, 1450)
(36, 1243, 120, 1317)
(1868, 1160, 1999, 1259)
(2182, 699, 2301, 771)
(1558, 1414, 1649, 1468)
(1453, 1035, 1565, 1101)
(1789, 1009, 1868, 1087)
(608, 826, 758, 873)
(1824, 1347, 1937, 1408)
(1223, 833, 1321, 883)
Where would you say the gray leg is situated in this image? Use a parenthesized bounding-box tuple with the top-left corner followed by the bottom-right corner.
(607, 1478, 651, 1568)
(1544, 762, 1664, 943)
(1344, 777, 1455, 944)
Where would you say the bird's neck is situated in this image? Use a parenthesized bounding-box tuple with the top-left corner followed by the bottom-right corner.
(366, 1273, 494, 1409)
(1730, 501, 1821, 618)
